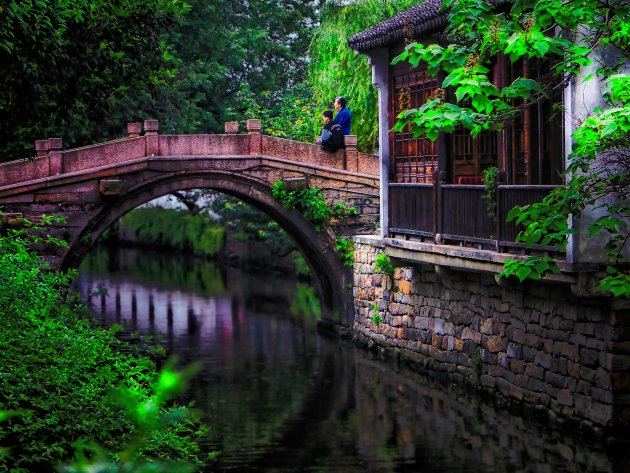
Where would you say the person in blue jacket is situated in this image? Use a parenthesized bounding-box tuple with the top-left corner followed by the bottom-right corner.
(333, 96, 352, 135)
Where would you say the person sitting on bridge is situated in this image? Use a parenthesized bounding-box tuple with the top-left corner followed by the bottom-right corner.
(317, 109, 344, 153)
(333, 96, 352, 135)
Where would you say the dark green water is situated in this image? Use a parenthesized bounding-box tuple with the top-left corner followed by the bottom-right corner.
(74, 246, 628, 473)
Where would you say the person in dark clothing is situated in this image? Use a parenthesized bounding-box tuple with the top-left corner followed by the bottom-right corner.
(317, 109, 344, 152)
(333, 96, 352, 135)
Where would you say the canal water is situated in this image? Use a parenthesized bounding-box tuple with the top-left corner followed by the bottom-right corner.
(73, 246, 628, 473)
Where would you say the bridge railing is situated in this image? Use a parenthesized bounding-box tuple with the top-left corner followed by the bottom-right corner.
(0, 119, 379, 188)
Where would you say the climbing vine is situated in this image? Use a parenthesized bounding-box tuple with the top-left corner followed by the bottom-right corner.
(335, 237, 355, 267)
(481, 166, 498, 224)
(374, 253, 395, 279)
(272, 181, 357, 232)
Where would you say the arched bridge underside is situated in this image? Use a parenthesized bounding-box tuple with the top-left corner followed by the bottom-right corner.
(0, 128, 380, 325)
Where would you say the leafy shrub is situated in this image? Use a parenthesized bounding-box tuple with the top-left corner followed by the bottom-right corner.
(331, 201, 359, 219)
(0, 217, 204, 472)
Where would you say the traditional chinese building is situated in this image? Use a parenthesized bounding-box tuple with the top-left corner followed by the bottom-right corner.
(347, 0, 630, 434)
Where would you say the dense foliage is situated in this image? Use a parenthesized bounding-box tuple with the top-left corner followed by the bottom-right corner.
(308, 0, 421, 151)
(0, 0, 188, 161)
(162, 0, 319, 135)
(394, 0, 629, 296)
(0, 217, 204, 471)
(0, 0, 319, 161)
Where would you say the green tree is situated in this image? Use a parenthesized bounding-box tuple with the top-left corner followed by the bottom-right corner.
(394, 0, 629, 296)
(210, 193, 297, 257)
(0, 0, 187, 162)
(308, 0, 421, 151)
(161, 0, 320, 134)
(0, 0, 320, 161)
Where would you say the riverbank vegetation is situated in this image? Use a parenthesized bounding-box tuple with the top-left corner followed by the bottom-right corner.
(111, 207, 225, 257)
(0, 219, 205, 471)
(106, 194, 310, 275)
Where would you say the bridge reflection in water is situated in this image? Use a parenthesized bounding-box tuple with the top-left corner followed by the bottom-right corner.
(73, 247, 628, 473)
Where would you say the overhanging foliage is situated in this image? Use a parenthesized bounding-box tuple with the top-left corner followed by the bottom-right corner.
(394, 0, 629, 296)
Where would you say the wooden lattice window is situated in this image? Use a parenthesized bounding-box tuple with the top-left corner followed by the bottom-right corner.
(388, 56, 563, 185)
(451, 128, 498, 183)
(391, 67, 438, 183)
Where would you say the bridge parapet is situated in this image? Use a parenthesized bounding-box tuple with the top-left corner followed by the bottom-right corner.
(0, 120, 378, 189)
(0, 120, 381, 325)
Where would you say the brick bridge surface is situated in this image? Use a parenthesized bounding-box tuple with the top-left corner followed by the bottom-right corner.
(0, 119, 380, 324)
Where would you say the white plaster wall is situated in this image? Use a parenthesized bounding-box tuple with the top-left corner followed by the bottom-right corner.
(565, 42, 629, 265)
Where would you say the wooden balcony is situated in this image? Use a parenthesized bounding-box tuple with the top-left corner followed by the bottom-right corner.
(389, 182, 563, 255)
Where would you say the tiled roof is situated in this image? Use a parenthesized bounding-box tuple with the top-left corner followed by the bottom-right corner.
(348, 0, 447, 52)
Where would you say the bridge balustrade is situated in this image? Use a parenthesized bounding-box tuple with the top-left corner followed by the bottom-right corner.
(0, 119, 378, 189)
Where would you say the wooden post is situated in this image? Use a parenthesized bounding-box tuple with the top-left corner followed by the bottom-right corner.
(495, 170, 506, 252)
(436, 170, 447, 244)
(523, 59, 532, 184)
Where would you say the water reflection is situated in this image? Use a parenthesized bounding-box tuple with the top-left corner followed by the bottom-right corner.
(74, 247, 628, 473)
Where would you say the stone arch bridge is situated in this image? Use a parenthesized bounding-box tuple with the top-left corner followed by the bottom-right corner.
(0, 119, 380, 326)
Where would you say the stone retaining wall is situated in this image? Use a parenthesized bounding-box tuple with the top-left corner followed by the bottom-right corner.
(352, 354, 618, 472)
(352, 236, 630, 433)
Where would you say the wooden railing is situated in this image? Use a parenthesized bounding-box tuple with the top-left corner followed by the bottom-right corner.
(388, 182, 563, 254)
(441, 184, 494, 244)
(389, 183, 434, 238)
(497, 185, 558, 252)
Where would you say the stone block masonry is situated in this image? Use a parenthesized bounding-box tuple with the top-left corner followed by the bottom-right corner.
(352, 236, 630, 434)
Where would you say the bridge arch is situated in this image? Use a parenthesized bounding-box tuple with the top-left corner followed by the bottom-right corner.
(62, 171, 354, 325)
